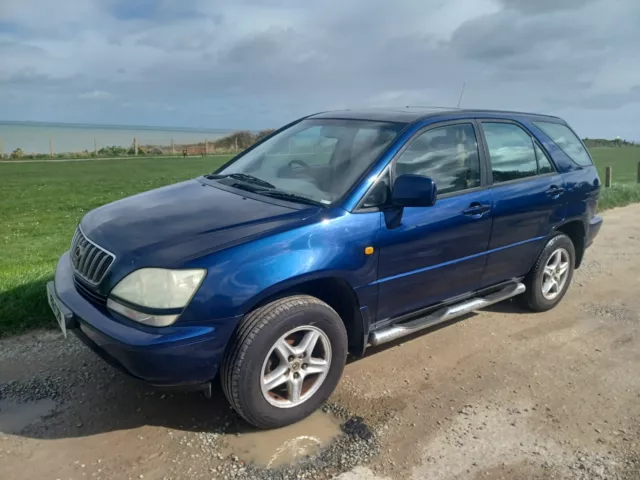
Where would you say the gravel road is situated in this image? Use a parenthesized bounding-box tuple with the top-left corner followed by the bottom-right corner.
(2, 204, 640, 480)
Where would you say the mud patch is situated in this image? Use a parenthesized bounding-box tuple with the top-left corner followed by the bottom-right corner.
(0, 398, 57, 434)
(581, 302, 637, 323)
(222, 411, 342, 468)
(169, 404, 381, 479)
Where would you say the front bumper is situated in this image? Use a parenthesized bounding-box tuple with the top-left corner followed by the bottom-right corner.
(50, 251, 239, 387)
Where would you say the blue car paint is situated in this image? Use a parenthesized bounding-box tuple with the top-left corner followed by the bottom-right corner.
(375, 189, 493, 320)
(479, 173, 568, 287)
(54, 252, 239, 386)
(50, 108, 603, 387)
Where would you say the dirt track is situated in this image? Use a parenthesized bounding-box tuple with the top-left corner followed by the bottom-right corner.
(2, 204, 640, 480)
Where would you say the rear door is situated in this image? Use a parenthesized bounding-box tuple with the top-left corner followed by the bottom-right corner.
(375, 121, 494, 321)
(478, 120, 566, 287)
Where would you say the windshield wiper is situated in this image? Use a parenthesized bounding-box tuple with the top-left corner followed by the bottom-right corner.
(206, 174, 325, 207)
(257, 190, 327, 207)
(206, 173, 275, 189)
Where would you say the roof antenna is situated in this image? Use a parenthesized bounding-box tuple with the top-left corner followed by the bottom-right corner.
(456, 81, 466, 108)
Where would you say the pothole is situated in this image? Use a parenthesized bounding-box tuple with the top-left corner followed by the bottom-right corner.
(172, 404, 379, 479)
(581, 302, 637, 323)
(0, 397, 58, 434)
(222, 410, 343, 468)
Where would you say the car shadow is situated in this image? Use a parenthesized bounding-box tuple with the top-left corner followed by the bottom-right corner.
(1, 359, 259, 440)
(481, 297, 529, 315)
(347, 298, 529, 362)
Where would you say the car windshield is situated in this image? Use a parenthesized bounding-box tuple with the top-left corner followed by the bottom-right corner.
(215, 119, 404, 205)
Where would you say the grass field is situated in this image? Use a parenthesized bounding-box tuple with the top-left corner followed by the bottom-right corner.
(1, 147, 639, 337)
(1, 156, 231, 336)
(591, 147, 640, 210)
(591, 146, 640, 183)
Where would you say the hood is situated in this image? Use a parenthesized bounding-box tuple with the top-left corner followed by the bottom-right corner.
(80, 178, 318, 265)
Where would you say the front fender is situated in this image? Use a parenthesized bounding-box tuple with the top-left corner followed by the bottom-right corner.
(177, 209, 382, 324)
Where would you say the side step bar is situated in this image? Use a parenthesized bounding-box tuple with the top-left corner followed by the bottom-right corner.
(368, 282, 526, 347)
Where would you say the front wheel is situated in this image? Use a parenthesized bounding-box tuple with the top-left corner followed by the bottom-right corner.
(221, 295, 348, 429)
(520, 233, 575, 312)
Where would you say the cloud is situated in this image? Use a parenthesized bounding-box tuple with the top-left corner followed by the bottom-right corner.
(78, 90, 114, 100)
(0, 0, 639, 139)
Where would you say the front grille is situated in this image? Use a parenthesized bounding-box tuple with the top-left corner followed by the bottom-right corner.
(70, 227, 115, 285)
(74, 277, 107, 305)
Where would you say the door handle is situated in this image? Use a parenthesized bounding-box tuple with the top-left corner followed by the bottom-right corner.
(463, 203, 491, 217)
(546, 185, 565, 197)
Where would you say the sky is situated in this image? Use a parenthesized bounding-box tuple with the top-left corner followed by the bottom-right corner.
(1, 0, 639, 138)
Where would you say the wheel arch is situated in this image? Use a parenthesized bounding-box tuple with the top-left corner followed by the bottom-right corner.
(555, 219, 586, 268)
(242, 275, 367, 357)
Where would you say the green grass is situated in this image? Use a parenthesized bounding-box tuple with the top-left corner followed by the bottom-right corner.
(2, 147, 640, 337)
(0, 156, 230, 336)
(598, 183, 640, 210)
(587, 147, 640, 210)
(590, 147, 640, 183)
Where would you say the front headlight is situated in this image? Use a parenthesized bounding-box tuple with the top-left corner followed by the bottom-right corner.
(107, 268, 206, 327)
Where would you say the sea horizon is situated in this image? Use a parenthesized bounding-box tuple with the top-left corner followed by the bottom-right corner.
(0, 120, 241, 154)
(0, 119, 239, 133)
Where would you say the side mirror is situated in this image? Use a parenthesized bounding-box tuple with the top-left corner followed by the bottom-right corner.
(391, 174, 437, 207)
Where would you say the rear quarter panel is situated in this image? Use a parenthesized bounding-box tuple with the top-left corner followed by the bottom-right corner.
(527, 121, 601, 227)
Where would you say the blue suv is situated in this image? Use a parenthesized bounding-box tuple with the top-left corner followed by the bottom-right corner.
(47, 108, 602, 428)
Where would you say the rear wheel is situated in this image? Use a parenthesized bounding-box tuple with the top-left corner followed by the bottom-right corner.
(520, 233, 575, 312)
(221, 295, 348, 429)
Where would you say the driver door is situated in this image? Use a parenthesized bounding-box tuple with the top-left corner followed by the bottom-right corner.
(375, 121, 493, 322)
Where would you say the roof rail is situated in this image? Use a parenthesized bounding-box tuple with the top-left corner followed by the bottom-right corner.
(453, 108, 562, 120)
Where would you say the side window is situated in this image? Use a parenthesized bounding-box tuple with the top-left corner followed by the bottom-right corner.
(534, 143, 554, 174)
(533, 121, 592, 166)
(482, 122, 537, 183)
(395, 123, 481, 195)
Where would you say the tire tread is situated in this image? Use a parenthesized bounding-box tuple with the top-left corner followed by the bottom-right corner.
(220, 295, 340, 427)
(520, 233, 575, 312)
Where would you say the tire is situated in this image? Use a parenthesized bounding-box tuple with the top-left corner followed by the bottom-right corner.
(520, 233, 575, 312)
(221, 295, 348, 429)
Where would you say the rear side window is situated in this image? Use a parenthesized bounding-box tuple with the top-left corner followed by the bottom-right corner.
(395, 123, 481, 195)
(533, 121, 592, 166)
(482, 123, 538, 183)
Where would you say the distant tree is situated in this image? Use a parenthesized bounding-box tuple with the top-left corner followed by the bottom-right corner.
(10, 148, 24, 159)
(582, 138, 636, 148)
(98, 145, 128, 156)
(213, 131, 263, 151)
(255, 129, 276, 142)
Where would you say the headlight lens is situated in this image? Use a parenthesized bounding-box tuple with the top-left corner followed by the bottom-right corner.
(107, 268, 206, 327)
(110, 268, 206, 309)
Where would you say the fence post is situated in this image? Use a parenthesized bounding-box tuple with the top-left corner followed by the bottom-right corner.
(605, 166, 612, 188)
(133, 137, 138, 156)
(50, 138, 54, 158)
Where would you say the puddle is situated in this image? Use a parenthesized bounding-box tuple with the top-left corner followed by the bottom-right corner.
(0, 398, 57, 434)
(223, 411, 342, 468)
